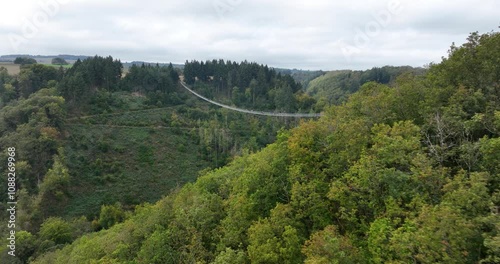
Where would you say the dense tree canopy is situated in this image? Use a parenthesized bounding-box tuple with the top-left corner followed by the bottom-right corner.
(121, 63, 180, 105)
(57, 56, 122, 104)
(18, 30, 500, 264)
(184, 59, 316, 113)
(307, 66, 426, 108)
(51, 58, 68, 65)
(14, 57, 38, 65)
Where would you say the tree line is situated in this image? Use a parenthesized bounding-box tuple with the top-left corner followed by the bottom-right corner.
(0, 54, 307, 263)
(23, 30, 500, 263)
(307, 65, 426, 108)
(184, 59, 317, 112)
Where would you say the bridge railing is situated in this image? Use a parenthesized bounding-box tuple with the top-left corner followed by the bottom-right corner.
(180, 82, 322, 118)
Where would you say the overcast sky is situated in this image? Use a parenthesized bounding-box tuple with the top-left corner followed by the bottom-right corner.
(1, 0, 498, 70)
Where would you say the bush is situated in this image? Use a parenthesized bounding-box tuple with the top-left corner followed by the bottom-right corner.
(38, 217, 73, 245)
(98, 203, 126, 230)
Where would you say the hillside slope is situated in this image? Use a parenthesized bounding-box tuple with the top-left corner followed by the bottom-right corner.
(28, 30, 500, 264)
(307, 66, 426, 107)
(0, 56, 309, 263)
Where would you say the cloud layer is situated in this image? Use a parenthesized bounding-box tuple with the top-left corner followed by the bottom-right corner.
(1, 0, 498, 70)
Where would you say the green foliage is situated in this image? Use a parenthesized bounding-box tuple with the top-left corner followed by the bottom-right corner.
(482, 204, 500, 264)
(31, 201, 170, 264)
(212, 248, 247, 264)
(121, 63, 179, 106)
(302, 225, 362, 264)
(285, 69, 324, 89)
(367, 218, 394, 263)
(184, 59, 313, 113)
(16, 231, 37, 263)
(38, 217, 73, 245)
(480, 136, 500, 177)
(52, 58, 69, 65)
(0, 88, 65, 198)
(97, 203, 126, 230)
(18, 64, 60, 98)
(391, 204, 482, 263)
(0, 67, 17, 104)
(247, 204, 303, 264)
(62, 111, 210, 217)
(35, 153, 71, 219)
(21, 29, 500, 264)
(14, 57, 37, 65)
(58, 56, 122, 108)
(39, 154, 70, 197)
(137, 227, 179, 263)
(1, 83, 17, 104)
(136, 145, 154, 165)
(307, 66, 425, 108)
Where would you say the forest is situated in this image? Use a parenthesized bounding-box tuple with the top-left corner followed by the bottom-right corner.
(0, 30, 499, 263)
(183, 59, 316, 113)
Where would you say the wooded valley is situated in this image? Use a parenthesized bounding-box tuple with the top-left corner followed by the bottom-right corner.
(0, 30, 499, 263)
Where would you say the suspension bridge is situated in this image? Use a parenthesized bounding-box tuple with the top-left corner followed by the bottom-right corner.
(180, 81, 323, 118)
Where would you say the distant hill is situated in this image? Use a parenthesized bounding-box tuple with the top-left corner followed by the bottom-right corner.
(124, 61, 183, 67)
(0, 54, 91, 64)
(122, 61, 184, 73)
(0, 55, 324, 86)
(275, 68, 325, 89)
(0, 55, 187, 73)
(27, 30, 500, 264)
(307, 66, 426, 107)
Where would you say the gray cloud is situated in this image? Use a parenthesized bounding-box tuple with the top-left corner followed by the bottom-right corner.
(1, 0, 498, 70)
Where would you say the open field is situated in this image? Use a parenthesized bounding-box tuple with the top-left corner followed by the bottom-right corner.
(0, 62, 72, 75)
(0, 62, 20, 75)
(46, 63, 73, 69)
